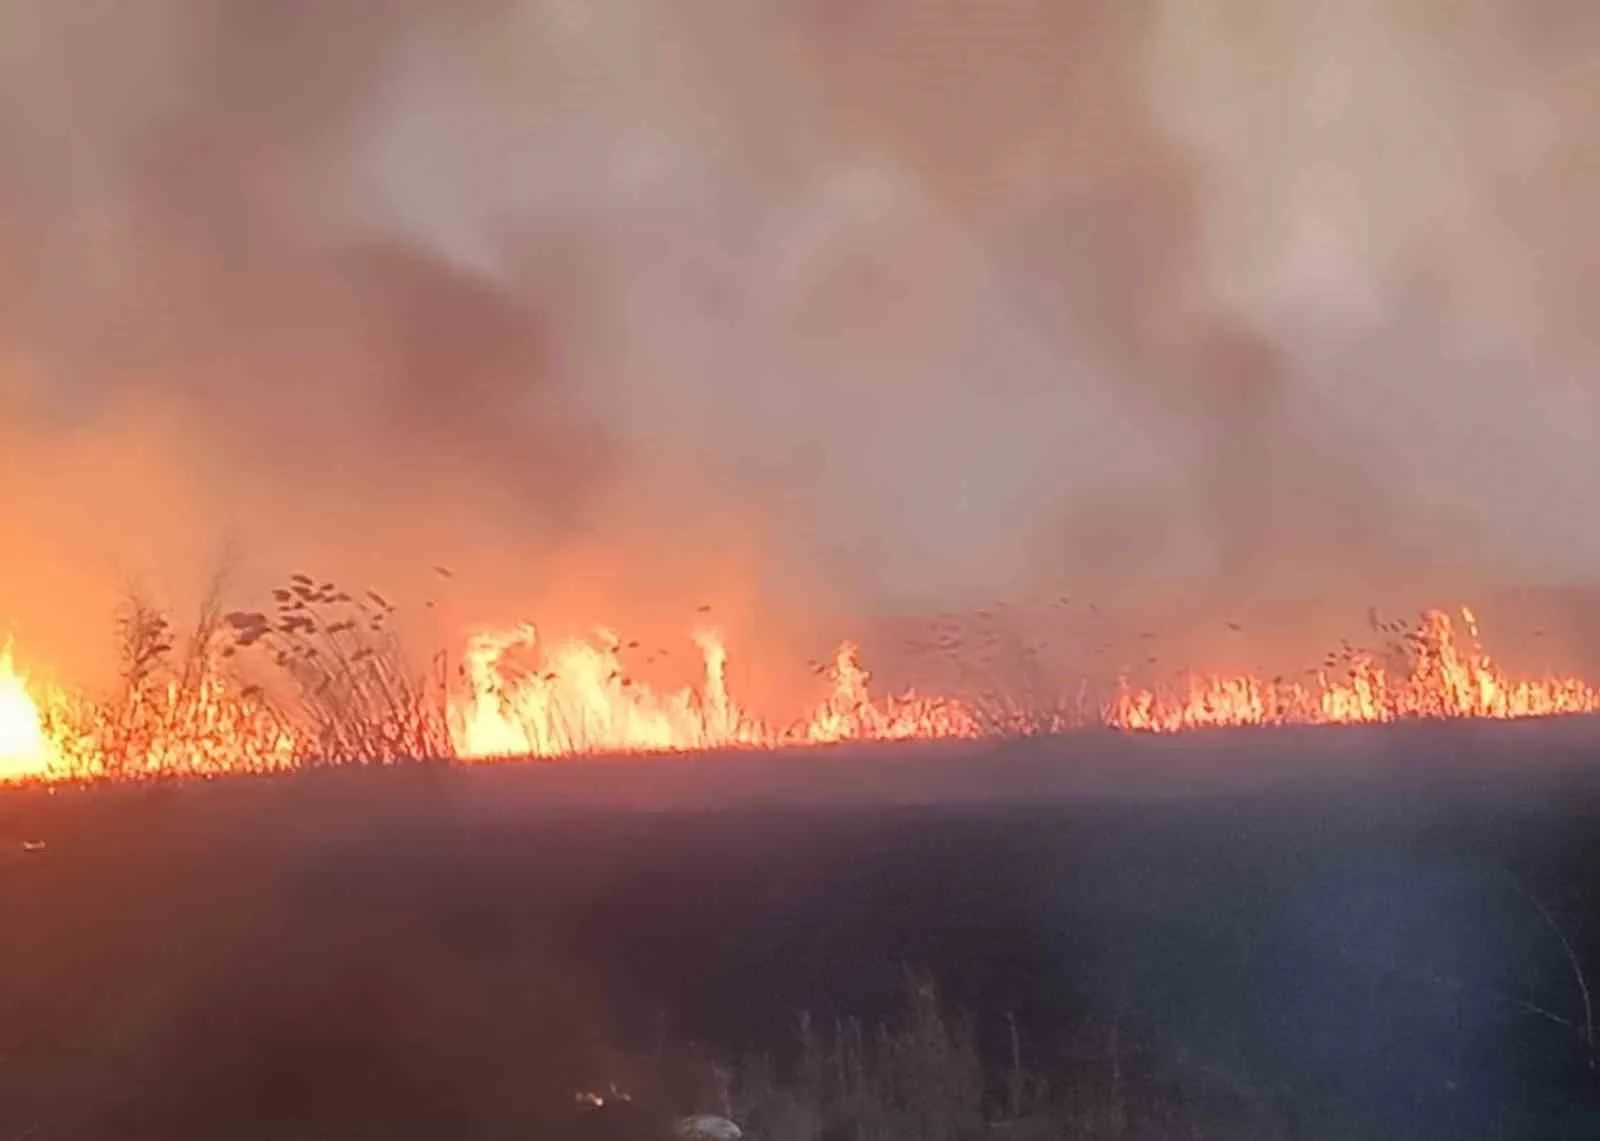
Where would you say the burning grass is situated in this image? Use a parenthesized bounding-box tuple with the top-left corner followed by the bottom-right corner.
(1, 590, 298, 783)
(0, 572, 984, 783)
(456, 625, 979, 760)
(2, 576, 1600, 785)
(223, 574, 454, 765)
(1108, 606, 1600, 732)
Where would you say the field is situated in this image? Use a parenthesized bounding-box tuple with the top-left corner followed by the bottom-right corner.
(2, 722, 1600, 1140)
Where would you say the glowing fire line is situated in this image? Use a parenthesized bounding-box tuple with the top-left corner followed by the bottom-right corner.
(0, 606, 1597, 784)
(1107, 608, 1600, 732)
(454, 625, 977, 759)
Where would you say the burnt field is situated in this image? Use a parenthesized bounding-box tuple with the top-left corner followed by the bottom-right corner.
(3, 722, 1600, 1140)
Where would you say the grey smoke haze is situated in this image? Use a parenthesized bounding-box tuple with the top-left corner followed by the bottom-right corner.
(1, 0, 1597, 680)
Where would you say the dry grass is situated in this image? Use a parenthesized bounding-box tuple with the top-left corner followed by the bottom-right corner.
(223, 573, 454, 765)
(36, 574, 296, 780)
(30, 572, 452, 781)
(785, 973, 985, 1141)
(660, 973, 1290, 1141)
(28, 580, 1593, 783)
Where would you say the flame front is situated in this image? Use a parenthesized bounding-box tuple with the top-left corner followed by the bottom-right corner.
(452, 628, 977, 759)
(0, 642, 52, 781)
(1107, 608, 1600, 732)
(2, 602, 1599, 783)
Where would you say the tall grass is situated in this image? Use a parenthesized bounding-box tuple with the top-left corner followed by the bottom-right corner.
(224, 573, 453, 765)
(787, 973, 985, 1141)
(37, 574, 296, 780)
(30, 572, 450, 781)
(629, 972, 1289, 1141)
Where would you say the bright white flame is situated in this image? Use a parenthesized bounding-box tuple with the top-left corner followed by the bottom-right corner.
(0, 641, 51, 781)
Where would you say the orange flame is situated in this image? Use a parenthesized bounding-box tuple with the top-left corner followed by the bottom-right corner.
(0, 641, 53, 781)
(1, 603, 1598, 783)
(451, 629, 978, 759)
(1107, 608, 1600, 732)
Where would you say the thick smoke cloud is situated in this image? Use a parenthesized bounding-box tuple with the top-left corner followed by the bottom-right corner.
(1, 1, 1596, 684)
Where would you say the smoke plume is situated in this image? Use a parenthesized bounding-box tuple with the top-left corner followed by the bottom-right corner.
(1, 1, 1597, 684)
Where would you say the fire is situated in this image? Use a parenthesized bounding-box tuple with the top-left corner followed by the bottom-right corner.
(1, 597, 1598, 784)
(452, 627, 978, 759)
(1107, 607, 1600, 732)
(454, 625, 759, 757)
(801, 641, 981, 744)
(0, 641, 52, 781)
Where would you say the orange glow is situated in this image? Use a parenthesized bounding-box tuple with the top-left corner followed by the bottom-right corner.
(451, 627, 978, 759)
(0, 641, 51, 781)
(1107, 608, 1600, 732)
(1, 602, 1598, 784)
(24, 671, 298, 782)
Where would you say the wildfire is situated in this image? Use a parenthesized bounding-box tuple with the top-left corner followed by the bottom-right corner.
(1, 599, 1598, 784)
(452, 626, 978, 759)
(1107, 608, 1600, 732)
(0, 641, 52, 781)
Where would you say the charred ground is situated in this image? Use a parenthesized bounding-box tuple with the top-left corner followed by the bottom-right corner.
(2, 725, 1599, 1140)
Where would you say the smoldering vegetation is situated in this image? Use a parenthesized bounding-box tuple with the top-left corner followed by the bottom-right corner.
(2, 1, 1599, 687)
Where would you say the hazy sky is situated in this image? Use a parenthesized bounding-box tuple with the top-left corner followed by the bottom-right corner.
(1, 1, 1597, 680)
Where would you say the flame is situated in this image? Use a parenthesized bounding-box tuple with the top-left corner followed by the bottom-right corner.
(0, 641, 52, 781)
(1107, 608, 1600, 732)
(800, 641, 980, 744)
(1, 602, 1598, 783)
(452, 628, 978, 759)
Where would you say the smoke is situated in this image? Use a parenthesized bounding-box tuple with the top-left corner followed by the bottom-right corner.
(2, 1, 1597, 683)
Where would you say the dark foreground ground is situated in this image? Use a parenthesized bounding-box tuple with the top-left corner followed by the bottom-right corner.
(2, 721, 1600, 1140)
